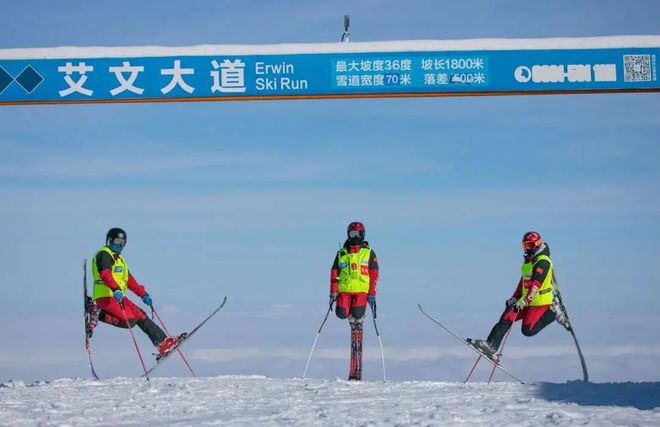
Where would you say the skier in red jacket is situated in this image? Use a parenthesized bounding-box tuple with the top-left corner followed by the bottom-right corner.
(468, 231, 570, 359)
(329, 222, 379, 321)
(329, 221, 379, 380)
(88, 227, 181, 356)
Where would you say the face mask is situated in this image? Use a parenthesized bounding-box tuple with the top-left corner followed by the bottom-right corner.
(109, 243, 123, 253)
(108, 237, 125, 253)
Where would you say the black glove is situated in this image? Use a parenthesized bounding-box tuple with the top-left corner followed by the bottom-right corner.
(368, 295, 377, 318)
(329, 292, 338, 306)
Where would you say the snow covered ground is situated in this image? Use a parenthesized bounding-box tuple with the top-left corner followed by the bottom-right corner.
(1, 376, 658, 426)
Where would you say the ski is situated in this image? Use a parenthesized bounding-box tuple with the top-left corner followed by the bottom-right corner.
(418, 304, 525, 384)
(348, 319, 364, 381)
(143, 296, 227, 376)
(83, 259, 99, 380)
(552, 272, 589, 382)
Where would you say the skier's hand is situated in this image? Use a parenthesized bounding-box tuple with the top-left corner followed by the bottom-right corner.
(142, 294, 152, 307)
(505, 297, 518, 308)
(329, 292, 338, 305)
(514, 297, 527, 311)
(368, 295, 377, 318)
(113, 289, 124, 304)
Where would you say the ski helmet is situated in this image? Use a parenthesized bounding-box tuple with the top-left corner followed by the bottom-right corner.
(521, 231, 542, 256)
(347, 221, 366, 241)
(106, 227, 127, 253)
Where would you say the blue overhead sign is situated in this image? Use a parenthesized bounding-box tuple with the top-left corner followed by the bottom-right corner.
(0, 43, 658, 104)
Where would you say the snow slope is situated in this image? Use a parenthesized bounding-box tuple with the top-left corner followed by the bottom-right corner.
(1, 376, 658, 426)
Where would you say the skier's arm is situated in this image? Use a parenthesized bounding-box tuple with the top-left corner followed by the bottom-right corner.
(96, 251, 120, 292)
(368, 250, 379, 296)
(530, 259, 551, 285)
(330, 253, 340, 294)
(127, 274, 147, 298)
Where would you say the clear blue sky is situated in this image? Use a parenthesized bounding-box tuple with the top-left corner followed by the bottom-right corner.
(1, 1, 659, 383)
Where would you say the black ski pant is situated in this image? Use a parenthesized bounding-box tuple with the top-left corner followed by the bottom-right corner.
(486, 306, 556, 351)
(98, 311, 166, 346)
(335, 292, 367, 320)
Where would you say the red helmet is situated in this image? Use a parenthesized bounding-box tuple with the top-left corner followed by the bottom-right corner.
(347, 221, 365, 241)
(522, 231, 543, 252)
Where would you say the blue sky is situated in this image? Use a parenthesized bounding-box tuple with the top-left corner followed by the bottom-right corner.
(1, 1, 659, 383)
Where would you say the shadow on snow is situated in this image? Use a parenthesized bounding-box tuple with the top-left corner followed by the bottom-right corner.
(536, 381, 660, 410)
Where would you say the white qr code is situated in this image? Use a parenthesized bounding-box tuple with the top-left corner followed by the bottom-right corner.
(623, 54, 651, 82)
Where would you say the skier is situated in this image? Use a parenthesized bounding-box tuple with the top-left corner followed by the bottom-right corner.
(87, 227, 181, 357)
(330, 221, 379, 321)
(468, 231, 570, 359)
(329, 221, 379, 380)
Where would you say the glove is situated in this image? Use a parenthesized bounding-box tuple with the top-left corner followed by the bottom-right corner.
(142, 294, 152, 307)
(514, 297, 527, 311)
(368, 295, 377, 318)
(505, 297, 518, 308)
(113, 289, 124, 304)
(329, 292, 338, 305)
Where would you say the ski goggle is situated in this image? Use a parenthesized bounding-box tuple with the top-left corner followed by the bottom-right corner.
(521, 240, 540, 250)
(348, 229, 363, 239)
(112, 237, 126, 247)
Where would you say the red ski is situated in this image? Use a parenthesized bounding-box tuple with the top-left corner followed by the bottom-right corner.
(83, 259, 100, 380)
(348, 319, 363, 380)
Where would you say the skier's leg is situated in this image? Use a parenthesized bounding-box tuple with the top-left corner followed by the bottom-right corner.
(137, 318, 167, 346)
(335, 293, 350, 319)
(349, 293, 368, 320)
(96, 297, 137, 328)
(521, 306, 555, 336)
(487, 308, 520, 350)
(122, 298, 168, 346)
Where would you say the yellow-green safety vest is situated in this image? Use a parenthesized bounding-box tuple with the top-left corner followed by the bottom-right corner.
(521, 254, 554, 306)
(92, 246, 129, 300)
(337, 247, 372, 294)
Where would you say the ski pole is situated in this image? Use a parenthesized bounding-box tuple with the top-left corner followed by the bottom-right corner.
(369, 303, 386, 382)
(120, 302, 150, 381)
(151, 305, 196, 377)
(463, 354, 482, 383)
(487, 316, 515, 384)
(302, 301, 334, 379)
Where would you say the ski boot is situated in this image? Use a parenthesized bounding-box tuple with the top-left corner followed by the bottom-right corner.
(551, 297, 571, 331)
(466, 338, 496, 360)
(157, 333, 188, 360)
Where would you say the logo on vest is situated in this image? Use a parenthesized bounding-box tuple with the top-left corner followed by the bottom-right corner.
(113, 266, 124, 273)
